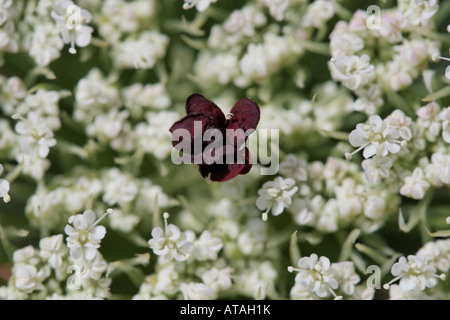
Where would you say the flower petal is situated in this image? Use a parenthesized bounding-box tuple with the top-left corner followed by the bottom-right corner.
(185, 94, 226, 128)
(227, 98, 260, 132)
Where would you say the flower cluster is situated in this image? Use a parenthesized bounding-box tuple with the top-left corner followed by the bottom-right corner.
(0, 209, 111, 300)
(288, 254, 371, 300)
(384, 239, 450, 299)
(329, 1, 441, 115)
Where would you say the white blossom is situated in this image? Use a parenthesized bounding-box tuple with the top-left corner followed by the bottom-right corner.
(65, 209, 111, 261)
(13, 111, 57, 159)
(385, 255, 444, 292)
(112, 31, 169, 69)
(400, 0, 438, 26)
(256, 177, 298, 221)
(0, 164, 10, 203)
(347, 115, 402, 159)
(332, 262, 360, 296)
(13, 245, 39, 266)
(330, 33, 364, 57)
(0, 76, 26, 115)
(27, 22, 64, 66)
(240, 43, 268, 82)
(201, 267, 232, 292)
(148, 212, 193, 262)
(362, 155, 393, 184)
(279, 154, 308, 181)
(13, 265, 42, 294)
(259, 0, 290, 21)
(183, 0, 217, 12)
(51, 0, 93, 54)
(180, 282, 216, 300)
(102, 168, 139, 205)
(192, 231, 223, 261)
(430, 153, 450, 185)
(329, 55, 374, 91)
(439, 107, 450, 143)
(400, 168, 430, 199)
(288, 254, 340, 299)
(302, 0, 335, 28)
(39, 234, 68, 269)
(417, 240, 450, 273)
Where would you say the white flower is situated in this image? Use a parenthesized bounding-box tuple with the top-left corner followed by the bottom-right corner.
(102, 168, 139, 206)
(77, 251, 108, 281)
(196, 52, 240, 85)
(121, 83, 171, 118)
(279, 154, 308, 181)
(64, 209, 111, 261)
(388, 284, 427, 300)
(385, 110, 413, 141)
(347, 115, 402, 159)
(28, 22, 64, 67)
(18, 89, 62, 131)
(240, 43, 268, 81)
(201, 267, 232, 292)
(0, 76, 26, 115)
(112, 31, 169, 69)
(430, 153, 450, 185)
(51, 0, 93, 54)
(316, 198, 339, 233)
(439, 107, 450, 143)
(291, 195, 323, 226)
(13, 265, 42, 293)
(329, 54, 374, 90)
(385, 255, 444, 291)
(0, 164, 10, 203)
(13, 111, 57, 159)
(39, 234, 68, 269)
(108, 209, 140, 233)
(135, 111, 180, 160)
(223, 6, 266, 38)
(330, 33, 364, 57)
(86, 108, 129, 143)
(236, 261, 277, 299)
(192, 231, 223, 261)
(154, 263, 179, 295)
(0, 0, 11, 26)
(183, 0, 216, 12)
(302, 0, 335, 28)
(13, 245, 40, 266)
(332, 261, 360, 296)
(259, 0, 290, 21)
(362, 155, 393, 185)
(256, 177, 298, 221)
(417, 102, 442, 142)
(380, 11, 406, 43)
(148, 212, 193, 262)
(180, 282, 216, 300)
(400, 168, 430, 200)
(401, 0, 438, 26)
(335, 178, 364, 219)
(290, 282, 316, 300)
(74, 68, 119, 117)
(417, 240, 450, 273)
(237, 219, 267, 255)
(364, 194, 387, 221)
(288, 254, 340, 299)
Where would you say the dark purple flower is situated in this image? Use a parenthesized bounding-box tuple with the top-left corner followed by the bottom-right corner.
(169, 94, 260, 182)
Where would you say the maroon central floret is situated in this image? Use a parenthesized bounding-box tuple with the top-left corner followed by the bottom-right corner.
(169, 94, 260, 182)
